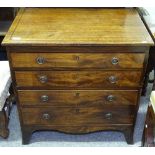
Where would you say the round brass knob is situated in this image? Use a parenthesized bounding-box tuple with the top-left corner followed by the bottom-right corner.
(105, 113, 112, 120)
(41, 95, 49, 102)
(39, 75, 48, 83)
(42, 113, 50, 120)
(36, 57, 45, 64)
(106, 95, 115, 102)
(111, 57, 119, 65)
(108, 76, 117, 84)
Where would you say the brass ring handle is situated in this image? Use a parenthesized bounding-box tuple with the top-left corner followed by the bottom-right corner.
(36, 57, 45, 64)
(41, 95, 49, 102)
(105, 113, 112, 120)
(111, 57, 119, 65)
(39, 75, 48, 83)
(108, 76, 117, 84)
(42, 113, 50, 120)
(106, 95, 115, 102)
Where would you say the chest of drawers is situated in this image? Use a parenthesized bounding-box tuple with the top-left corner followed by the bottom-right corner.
(2, 8, 154, 144)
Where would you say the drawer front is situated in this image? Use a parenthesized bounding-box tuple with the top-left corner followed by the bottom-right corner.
(15, 71, 142, 88)
(21, 106, 135, 125)
(10, 52, 145, 69)
(18, 90, 139, 107)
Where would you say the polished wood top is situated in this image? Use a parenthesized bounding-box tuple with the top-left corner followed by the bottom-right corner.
(2, 8, 154, 46)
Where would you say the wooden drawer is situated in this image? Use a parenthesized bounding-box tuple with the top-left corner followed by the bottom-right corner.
(18, 90, 139, 107)
(15, 71, 142, 88)
(10, 52, 145, 69)
(21, 106, 135, 125)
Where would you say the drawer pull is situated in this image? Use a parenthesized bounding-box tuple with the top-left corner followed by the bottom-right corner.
(105, 113, 112, 120)
(39, 75, 48, 83)
(41, 95, 49, 102)
(36, 57, 45, 64)
(108, 76, 117, 84)
(111, 57, 119, 65)
(106, 95, 115, 102)
(42, 113, 50, 120)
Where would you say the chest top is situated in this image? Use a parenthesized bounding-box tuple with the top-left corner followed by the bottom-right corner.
(2, 8, 153, 46)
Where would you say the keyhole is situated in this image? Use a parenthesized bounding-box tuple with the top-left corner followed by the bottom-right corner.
(75, 92, 80, 97)
(75, 108, 80, 113)
(74, 55, 80, 61)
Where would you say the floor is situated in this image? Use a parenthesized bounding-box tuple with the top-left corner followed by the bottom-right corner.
(0, 83, 152, 147)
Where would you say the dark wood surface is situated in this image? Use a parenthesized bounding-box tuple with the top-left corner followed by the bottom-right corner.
(21, 106, 135, 125)
(21, 124, 134, 144)
(18, 90, 139, 107)
(2, 8, 153, 144)
(10, 52, 145, 69)
(15, 70, 142, 89)
(6, 46, 150, 53)
(0, 110, 9, 138)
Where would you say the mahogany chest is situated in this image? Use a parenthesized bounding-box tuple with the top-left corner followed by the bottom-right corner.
(2, 8, 154, 144)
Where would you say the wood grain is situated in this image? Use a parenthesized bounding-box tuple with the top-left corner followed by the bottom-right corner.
(7, 46, 150, 53)
(21, 124, 133, 139)
(18, 90, 139, 107)
(10, 52, 145, 69)
(15, 70, 142, 88)
(2, 8, 153, 46)
(21, 106, 135, 125)
(3, 8, 152, 144)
